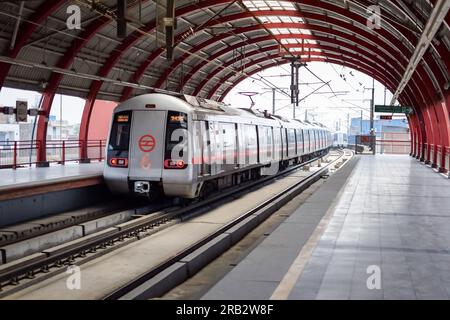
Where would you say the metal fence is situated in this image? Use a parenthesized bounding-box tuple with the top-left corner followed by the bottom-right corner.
(0, 140, 106, 169)
(353, 133, 411, 155)
(376, 132, 411, 154)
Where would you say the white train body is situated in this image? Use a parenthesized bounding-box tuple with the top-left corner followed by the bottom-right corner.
(104, 94, 332, 199)
(332, 131, 348, 148)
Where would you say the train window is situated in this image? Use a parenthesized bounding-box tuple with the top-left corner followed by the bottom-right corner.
(108, 111, 132, 151)
(165, 111, 188, 169)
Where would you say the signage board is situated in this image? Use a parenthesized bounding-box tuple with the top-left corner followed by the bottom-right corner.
(375, 105, 413, 114)
(16, 100, 28, 122)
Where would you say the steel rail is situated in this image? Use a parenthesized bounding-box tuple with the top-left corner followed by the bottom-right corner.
(104, 150, 347, 299)
(0, 150, 333, 295)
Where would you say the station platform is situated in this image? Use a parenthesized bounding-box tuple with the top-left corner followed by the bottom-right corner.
(0, 163, 107, 227)
(202, 155, 450, 300)
(0, 162, 104, 188)
(0, 163, 104, 200)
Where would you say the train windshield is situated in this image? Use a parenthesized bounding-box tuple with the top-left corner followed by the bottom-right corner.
(165, 111, 188, 168)
(109, 111, 132, 151)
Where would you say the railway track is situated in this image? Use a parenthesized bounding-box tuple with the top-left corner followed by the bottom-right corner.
(0, 150, 351, 298)
(0, 200, 162, 246)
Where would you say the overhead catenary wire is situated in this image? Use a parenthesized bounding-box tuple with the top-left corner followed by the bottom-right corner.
(189, 1, 292, 98)
(275, 81, 330, 111)
(303, 65, 337, 98)
(329, 63, 361, 92)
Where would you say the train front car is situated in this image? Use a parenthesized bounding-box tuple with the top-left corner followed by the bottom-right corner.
(104, 93, 333, 200)
(104, 94, 196, 199)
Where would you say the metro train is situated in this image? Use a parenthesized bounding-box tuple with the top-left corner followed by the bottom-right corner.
(332, 131, 348, 148)
(103, 94, 332, 199)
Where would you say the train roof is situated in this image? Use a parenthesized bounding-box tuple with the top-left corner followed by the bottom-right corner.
(115, 93, 329, 130)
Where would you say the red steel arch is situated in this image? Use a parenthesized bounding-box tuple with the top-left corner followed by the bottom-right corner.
(0, 0, 448, 172)
(0, 0, 66, 88)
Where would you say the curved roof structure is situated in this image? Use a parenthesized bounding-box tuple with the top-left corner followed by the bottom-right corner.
(0, 0, 449, 166)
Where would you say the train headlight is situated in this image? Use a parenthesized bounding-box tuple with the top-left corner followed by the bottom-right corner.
(110, 157, 128, 167)
(164, 159, 187, 169)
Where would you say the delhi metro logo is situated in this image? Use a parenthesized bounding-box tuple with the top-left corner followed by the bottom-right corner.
(139, 134, 156, 152)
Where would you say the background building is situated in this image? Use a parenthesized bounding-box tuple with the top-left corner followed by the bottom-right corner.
(348, 116, 410, 154)
(348, 117, 409, 143)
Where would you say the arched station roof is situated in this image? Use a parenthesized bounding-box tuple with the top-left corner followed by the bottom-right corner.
(0, 0, 449, 166)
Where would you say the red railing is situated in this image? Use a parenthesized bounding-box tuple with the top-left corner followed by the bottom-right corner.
(0, 139, 106, 169)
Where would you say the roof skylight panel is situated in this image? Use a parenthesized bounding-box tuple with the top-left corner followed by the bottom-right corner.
(288, 28, 303, 34)
(270, 28, 281, 35)
(269, 16, 281, 23)
(243, 0, 297, 11)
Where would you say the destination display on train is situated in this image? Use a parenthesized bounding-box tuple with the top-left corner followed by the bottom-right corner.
(169, 115, 186, 123)
(116, 114, 130, 123)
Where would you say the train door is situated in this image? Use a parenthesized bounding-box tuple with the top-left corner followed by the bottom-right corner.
(209, 121, 222, 175)
(236, 123, 245, 167)
(306, 130, 311, 153)
(311, 130, 315, 152)
(296, 129, 304, 155)
(219, 122, 237, 170)
(200, 121, 211, 176)
(258, 126, 268, 163)
(273, 126, 281, 161)
(264, 126, 274, 162)
(244, 124, 258, 166)
(318, 131, 322, 149)
(316, 131, 319, 150)
(128, 110, 166, 180)
(193, 121, 205, 177)
(321, 131, 324, 149)
(312, 130, 316, 151)
(318, 131, 321, 150)
(288, 129, 296, 157)
(317, 131, 321, 149)
(281, 128, 287, 159)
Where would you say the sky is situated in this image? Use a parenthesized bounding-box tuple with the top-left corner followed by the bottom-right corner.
(0, 87, 84, 125)
(0, 61, 403, 131)
(224, 61, 401, 132)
